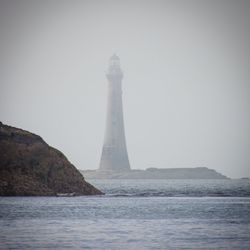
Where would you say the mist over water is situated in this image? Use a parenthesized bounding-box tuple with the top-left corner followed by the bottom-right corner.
(0, 1, 250, 248)
(0, 0, 249, 178)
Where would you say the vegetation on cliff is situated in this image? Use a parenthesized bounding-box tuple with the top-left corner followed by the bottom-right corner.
(0, 122, 103, 196)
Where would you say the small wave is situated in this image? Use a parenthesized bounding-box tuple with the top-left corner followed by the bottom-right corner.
(104, 191, 250, 197)
(91, 179, 250, 198)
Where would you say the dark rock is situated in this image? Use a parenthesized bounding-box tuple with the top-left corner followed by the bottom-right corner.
(0, 122, 103, 196)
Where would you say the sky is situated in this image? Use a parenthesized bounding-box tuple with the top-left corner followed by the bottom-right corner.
(0, 0, 249, 178)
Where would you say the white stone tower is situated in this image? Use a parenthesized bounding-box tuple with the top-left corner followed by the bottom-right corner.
(99, 54, 131, 172)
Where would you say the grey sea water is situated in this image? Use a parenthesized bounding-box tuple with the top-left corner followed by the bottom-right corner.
(0, 179, 250, 249)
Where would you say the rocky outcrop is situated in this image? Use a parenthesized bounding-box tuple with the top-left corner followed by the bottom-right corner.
(82, 167, 229, 179)
(0, 122, 103, 196)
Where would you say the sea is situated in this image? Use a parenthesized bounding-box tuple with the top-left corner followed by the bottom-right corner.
(0, 179, 250, 249)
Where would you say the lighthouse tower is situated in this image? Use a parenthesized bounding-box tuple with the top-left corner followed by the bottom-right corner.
(99, 54, 131, 172)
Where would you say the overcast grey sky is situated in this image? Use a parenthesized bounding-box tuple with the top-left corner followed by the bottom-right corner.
(1, 0, 249, 178)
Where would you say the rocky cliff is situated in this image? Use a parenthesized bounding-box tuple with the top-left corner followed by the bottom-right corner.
(0, 122, 103, 196)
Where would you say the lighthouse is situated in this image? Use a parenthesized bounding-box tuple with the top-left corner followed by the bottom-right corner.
(99, 54, 131, 172)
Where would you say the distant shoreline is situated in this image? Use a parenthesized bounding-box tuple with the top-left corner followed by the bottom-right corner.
(81, 167, 229, 179)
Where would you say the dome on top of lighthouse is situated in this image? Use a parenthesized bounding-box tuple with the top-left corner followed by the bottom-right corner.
(110, 54, 119, 60)
(106, 54, 123, 79)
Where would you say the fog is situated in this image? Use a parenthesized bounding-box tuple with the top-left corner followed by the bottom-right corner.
(0, 0, 249, 178)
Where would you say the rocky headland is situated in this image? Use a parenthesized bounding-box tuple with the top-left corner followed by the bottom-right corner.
(0, 122, 103, 196)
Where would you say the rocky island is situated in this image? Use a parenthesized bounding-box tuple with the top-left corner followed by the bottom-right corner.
(82, 167, 228, 179)
(0, 122, 103, 196)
